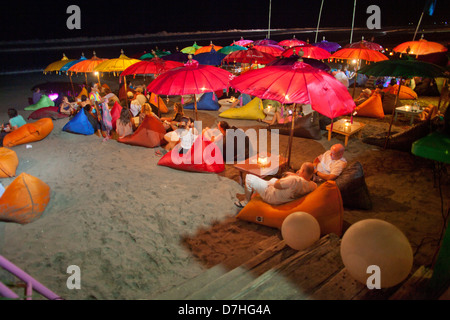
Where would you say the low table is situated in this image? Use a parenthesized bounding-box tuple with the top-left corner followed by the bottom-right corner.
(218, 98, 237, 113)
(394, 105, 422, 125)
(326, 119, 366, 147)
(233, 153, 288, 186)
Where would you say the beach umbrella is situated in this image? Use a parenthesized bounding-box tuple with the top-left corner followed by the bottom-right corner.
(222, 48, 277, 65)
(60, 53, 87, 73)
(161, 51, 190, 63)
(194, 42, 223, 55)
(140, 49, 171, 60)
(181, 42, 202, 54)
(312, 36, 341, 53)
(282, 45, 331, 60)
(67, 51, 109, 87)
(232, 37, 253, 47)
(344, 36, 384, 51)
(266, 55, 331, 72)
(43, 54, 76, 74)
(120, 58, 183, 78)
(194, 49, 226, 66)
(278, 36, 307, 48)
(253, 39, 278, 46)
(230, 57, 355, 166)
(218, 45, 248, 55)
(146, 57, 232, 120)
(253, 44, 285, 57)
(393, 35, 448, 56)
(358, 59, 449, 149)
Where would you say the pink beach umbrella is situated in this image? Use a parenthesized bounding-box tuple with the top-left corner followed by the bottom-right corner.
(230, 59, 355, 166)
(232, 37, 254, 47)
(282, 45, 331, 60)
(253, 44, 285, 57)
(146, 57, 233, 120)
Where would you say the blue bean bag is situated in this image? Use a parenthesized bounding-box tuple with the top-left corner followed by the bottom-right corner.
(62, 110, 94, 135)
(184, 92, 220, 111)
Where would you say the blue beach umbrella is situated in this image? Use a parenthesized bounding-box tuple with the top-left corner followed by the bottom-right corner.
(195, 49, 226, 66)
(60, 53, 87, 73)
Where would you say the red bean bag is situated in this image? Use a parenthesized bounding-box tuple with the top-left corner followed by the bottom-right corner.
(0, 148, 19, 178)
(158, 136, 225, 173)
(355, 93, 385, 119)
(236, 181, 344, 236)
(28, 107, 68, 120)
(3, 118, 54, 148)
(383, 85, 417, 100)
(110, 102, 123, 130)
(118, 114, 166, 148)
(0, 172, 50, 224)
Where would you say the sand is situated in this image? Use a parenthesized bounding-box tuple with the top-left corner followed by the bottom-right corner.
(0, 72, 448, 300)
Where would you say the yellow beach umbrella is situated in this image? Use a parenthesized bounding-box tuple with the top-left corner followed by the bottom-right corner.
(93, 49, 141, 75)
(43, 54, 76, 74)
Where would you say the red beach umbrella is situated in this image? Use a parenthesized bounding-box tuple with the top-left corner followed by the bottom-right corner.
(253, 44, 285, 57)
(278, 36, 307, 48)
(120, 58, 183, 78)
(230, 58, 355, 166)
(282, 45, 331, 60)
(222, 48, 276, 65)
(146, 57, 233, 120)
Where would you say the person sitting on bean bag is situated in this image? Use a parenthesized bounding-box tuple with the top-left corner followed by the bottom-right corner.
(162, 117, 198, 154)
(115, 108, 134, 140)
(0, 108, 27, 146)
(313, 143, 347, 182)
(235, 162, 317, 208)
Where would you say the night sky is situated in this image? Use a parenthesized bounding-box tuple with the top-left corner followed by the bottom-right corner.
(1, 0, 448, 41)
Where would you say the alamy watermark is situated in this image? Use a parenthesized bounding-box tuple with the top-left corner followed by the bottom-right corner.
(366, 5, 381, 30)
(66, 5, 81, 30)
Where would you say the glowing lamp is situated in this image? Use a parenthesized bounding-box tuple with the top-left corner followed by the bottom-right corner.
(48, 93, 59, 101)
(257, 155, 270, 167)
(405, 105, 411, 111)
(344, 120, 351, 132)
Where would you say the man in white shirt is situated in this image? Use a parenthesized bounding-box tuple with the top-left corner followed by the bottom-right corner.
(235, 162, 317, 207)
(334, 65, 349, 88)
(313, 144, 347, 181)
(163, 117, 198, 153)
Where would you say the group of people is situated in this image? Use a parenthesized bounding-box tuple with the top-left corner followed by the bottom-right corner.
(235, 143, 347, 208)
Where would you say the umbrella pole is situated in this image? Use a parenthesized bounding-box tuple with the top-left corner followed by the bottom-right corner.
(85, 73, 88, 88)
(157, 94, 161, 118)
(97, 72, 102, 87)
(287, 103, 297, 169)
(384, 78, 403, 150)
(123, 76, 129, 108)
(437, 78, 448, 111)
(194, 94, 198, 121)
(68, 74, 76, 97)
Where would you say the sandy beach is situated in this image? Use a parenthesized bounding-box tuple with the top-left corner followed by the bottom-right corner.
(0, 71, 448, 300)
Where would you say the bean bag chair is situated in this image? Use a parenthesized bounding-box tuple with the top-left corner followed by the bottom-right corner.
(118, 115, 166, 148)
(110, 102, 123, 131)
(62, 110, 94, 135)
(382, 92, 402, 115)
(76, 87, 88, 100)
(0, 173, 50, 224)
(158, 136, 225, 173)
(269, 112, 322, 140)
(354, 93, 385, 119)
(219, 97, 266, 120)
(184, 92, 220, 111)
(0, 148, 19, 178)
(383, 85, 418, 100)
(363, 118, 436, 152)
(335, 161, 372, 210)
(236, 181, 344, 236)
(24, 95, 55, 111)
(3, 118, 54, 148)
(28, 106, 68, 120)
(149, 93, 169, 114)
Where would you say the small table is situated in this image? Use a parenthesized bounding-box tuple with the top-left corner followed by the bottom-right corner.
(218, 98, 237, 113)
(394, 106, 422, 125)
(233, 153, 288, 186)
(326, 119, 366, 147)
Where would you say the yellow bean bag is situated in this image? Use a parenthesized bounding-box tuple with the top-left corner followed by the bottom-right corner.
(149, 92, 169, 114)
(383, 85, 418, 100)
(219, 97, 266, 120)
(236, 181, 344, 236)
(0, 172, 50, 224)
(77, 87, 88, 100)
(2, 118, 53, 148)
(355, 93, 385, 119)
(0, 148, 19, 178)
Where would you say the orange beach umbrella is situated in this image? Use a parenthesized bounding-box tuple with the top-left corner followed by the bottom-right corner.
(393, 35, 448, 56)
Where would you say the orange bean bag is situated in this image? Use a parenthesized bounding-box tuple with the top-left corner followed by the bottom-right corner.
(354, 93, 385, 119)
(2, 118, 54, 148)
(149, 93, 169, 114)
(236, 181, 344, 236)
(118, 114, 166, 148)
(77, 87, 88, 100)
(383, 85, 418, 100)
(0, 148, 19, 178)
(0, 172, 50, 224)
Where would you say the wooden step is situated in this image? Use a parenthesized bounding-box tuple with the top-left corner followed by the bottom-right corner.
(152, 235, 282, 300)
(227, 234, 343, 300)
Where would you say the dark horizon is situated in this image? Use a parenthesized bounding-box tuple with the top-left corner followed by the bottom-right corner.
(1, 0, 449, 41)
